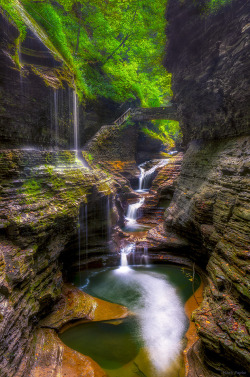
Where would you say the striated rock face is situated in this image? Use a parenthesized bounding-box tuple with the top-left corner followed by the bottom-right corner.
(163, 137, 250, 373)
(0, 12, 131, 149)
(165, 0, 250, 145)
(0, 13, 75, 149)
(84, 123, 138, 163)
(151, 153, 183, 201)
(159, 0, 250, 374)
(0, 150, 117, 377)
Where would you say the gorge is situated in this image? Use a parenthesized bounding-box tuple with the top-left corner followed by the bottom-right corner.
(0, 0, 249, 377)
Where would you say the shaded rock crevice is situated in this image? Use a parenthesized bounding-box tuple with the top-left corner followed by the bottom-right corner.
(0, 150, 118, 377)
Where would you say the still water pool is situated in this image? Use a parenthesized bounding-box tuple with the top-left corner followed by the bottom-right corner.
(60, 265, 200, 377)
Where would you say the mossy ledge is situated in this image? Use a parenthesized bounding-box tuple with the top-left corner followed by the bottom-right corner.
(0, 149, 118, 377)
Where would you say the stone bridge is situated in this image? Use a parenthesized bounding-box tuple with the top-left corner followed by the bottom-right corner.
(114, 106, 178, 126)
(131, 106, 178, 122)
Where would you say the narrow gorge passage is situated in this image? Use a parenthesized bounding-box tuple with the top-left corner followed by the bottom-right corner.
(60, 159, 201, 377)
(0, 1, 249, 376)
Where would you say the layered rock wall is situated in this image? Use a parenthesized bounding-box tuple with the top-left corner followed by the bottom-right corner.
(162, 0, 250, 374)
(0, 11, 128, 149)
(0, 150, 116, 377)
(165, 0, 250, 145)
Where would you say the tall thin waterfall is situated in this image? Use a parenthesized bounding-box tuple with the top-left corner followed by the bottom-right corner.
(138, 159, 169, 191)
(78, 214, 81, 277)
(18, 41, 24, 99)
(85, 204, 88, 263)
(73, 90, 79, 153)
(54, 90, 59, 149)
(77, 204, 88, 275)
(141, 244, 149, 265)
(107, 196, 111, 243)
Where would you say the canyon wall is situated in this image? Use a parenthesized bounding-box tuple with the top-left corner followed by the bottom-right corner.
(0, 150, 116, 377)
(161, 0, 250, 374)
(0, 12, 125, 149)
(165, 0, 250, 145)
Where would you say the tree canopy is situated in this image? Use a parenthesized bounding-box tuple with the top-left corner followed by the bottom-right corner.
(1, 0, 173, 107)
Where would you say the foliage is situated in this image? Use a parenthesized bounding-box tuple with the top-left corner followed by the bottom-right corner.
(0, 0, 27, 40)
(21, 178, 43, 203)
(87, 153, 93, 162)
(142, 120, 182, 150)
(0, 0, 171, 106)
(205, 0, 232, 13)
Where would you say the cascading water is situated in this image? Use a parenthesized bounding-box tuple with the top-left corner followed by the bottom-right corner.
(54, 90, 59, 149)
(126, 197, 145, 226)
(77, 204, 88, 274)
(117, 243, 135, 273)
(72, 89, 89, 168)
(106, 195, 111, 244)
(141, 244, 149, 265)
(85, 204, 88, 263)
(137, 159, 169, 191)
(73, 90, 79, 153)
(62, 264, 193, 377)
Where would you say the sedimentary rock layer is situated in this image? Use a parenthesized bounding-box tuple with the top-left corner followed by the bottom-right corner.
(0, 150, 116, 377)
(162, 1, 250, 373)
(165, 0, 250, 144)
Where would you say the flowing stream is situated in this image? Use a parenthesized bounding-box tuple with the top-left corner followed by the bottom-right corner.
(125, 197, 145, 231)
(60, 156, 199, 377)
(138, 159, 169, 191)
(60, 262, 200, 377)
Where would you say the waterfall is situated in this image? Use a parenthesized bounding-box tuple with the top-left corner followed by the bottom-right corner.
(73, 90, 79, 152)
(78, 214, 81, 278)
(77, 204, 88, 275)
(18, 41, 24, 100)
(126, 197, 145, 224)
(85, 204, 88, 264)
(117, 243, 135, 273)
(54, 90, 59, 149)
(141, 244, 149, 265)
(106, 196, 111, 244)
(137, 159, 169, 191)
(138, 164, 145, 191)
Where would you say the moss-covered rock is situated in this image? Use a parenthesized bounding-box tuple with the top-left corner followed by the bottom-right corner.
(0, 149, 117, 377)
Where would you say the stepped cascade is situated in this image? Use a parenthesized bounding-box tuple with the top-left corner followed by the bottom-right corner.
(0, 1, 249, 377)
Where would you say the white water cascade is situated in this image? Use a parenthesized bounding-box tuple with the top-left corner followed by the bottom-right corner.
(54, 90, 59, 149)
(126, 197, 145, 226)
(117, 243, 135, 273)
(141, 244, 149, 265)
(73, 90, 79, 153)
(77, 204, 89, 278)
(138, 159, 169, 191)
(112, 264, 186, 374)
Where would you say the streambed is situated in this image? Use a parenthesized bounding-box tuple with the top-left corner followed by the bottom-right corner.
(60, 264, 200, 377)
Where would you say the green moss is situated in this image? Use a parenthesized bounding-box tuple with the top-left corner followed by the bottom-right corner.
(206, 0, 232, 13)
(87, 153, 93, 162)
(1, 0, 173, 105)
(22, 179, 42, 196)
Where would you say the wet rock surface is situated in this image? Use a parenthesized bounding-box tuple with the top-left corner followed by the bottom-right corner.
(149, 136, 250, 375)
(0, 150, 117, 377)
(165, 0, 250, 145)
(163, 1, 250, 373)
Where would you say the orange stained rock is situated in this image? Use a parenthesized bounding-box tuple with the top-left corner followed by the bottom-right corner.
(41, 284, 129, 331)
(183, 280, 204, 377)
(32, 285, 129, 377)
(92, 296, 129, 322)
(30, 328, 107, 377)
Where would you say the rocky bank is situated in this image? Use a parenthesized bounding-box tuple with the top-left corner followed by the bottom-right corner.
(148, 0, 250, 374)
(0, 0, 249, 376)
